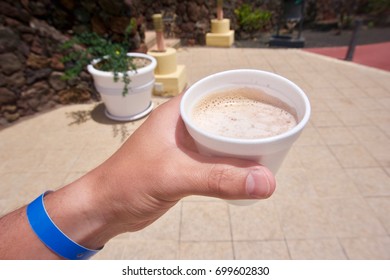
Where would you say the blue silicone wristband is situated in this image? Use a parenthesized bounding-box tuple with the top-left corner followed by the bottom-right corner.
(26, 192, 100, 260)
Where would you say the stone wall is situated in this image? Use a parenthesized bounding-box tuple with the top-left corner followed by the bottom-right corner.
(0, 1, 91, 126)
(0, 0, 145, 127)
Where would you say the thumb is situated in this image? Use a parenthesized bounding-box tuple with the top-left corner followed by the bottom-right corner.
(186, 160, 276, 200)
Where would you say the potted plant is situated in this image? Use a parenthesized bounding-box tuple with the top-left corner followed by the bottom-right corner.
(61, 21, 157, 121)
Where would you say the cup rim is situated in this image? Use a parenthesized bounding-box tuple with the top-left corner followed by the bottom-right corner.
(180, 69, 311, 145)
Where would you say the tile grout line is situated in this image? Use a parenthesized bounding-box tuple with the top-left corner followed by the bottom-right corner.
(177, 200, 183, 259)
(227, 205, 236, 260)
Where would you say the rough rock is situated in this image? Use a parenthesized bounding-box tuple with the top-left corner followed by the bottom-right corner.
(3, 111, 20, 122)
(49, 72, 67, 91)
(58, 87, 92, 104)
(0, 53, 22, 75)
(0, 73, 5, 87)
(26, 68, 52, 85)
(27, 53, 51, 69)
(1, 105, 17, 113)
(0, 87, 17, 105)
(28, 0, 48, 17)
(21, 81, 50, 99)
(5, 71, 26, 89)
(0, 1, 30, 23)
(0, 27, 21, 53)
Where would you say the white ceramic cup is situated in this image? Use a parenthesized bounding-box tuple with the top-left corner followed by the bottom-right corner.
(180, 69, 311, 205)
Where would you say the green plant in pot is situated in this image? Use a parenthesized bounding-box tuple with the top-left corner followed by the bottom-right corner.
(61, 21, 157, 121)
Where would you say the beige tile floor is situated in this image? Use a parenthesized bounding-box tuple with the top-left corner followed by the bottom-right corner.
(0, 47, 389, 260)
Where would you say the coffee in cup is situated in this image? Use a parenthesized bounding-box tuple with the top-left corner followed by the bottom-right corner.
(191, 86, 298, 139)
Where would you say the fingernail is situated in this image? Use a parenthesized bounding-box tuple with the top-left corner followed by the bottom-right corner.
(245, 168, 272, 198)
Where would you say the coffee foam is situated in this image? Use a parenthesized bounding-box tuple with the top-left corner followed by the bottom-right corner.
(191, 87, 298, 139)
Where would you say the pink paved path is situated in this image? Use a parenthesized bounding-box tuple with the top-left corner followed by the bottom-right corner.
(304, 42, 390, 72)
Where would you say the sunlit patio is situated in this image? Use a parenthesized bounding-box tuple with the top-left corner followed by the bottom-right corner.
(0, 47, 389, 259)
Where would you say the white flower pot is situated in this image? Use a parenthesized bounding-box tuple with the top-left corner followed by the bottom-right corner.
(87, 53, 157, 121)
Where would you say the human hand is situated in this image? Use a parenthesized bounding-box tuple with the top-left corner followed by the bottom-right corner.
(87, 94, 276, 236)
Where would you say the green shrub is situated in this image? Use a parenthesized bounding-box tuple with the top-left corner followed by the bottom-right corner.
(234, 3, 272, 33)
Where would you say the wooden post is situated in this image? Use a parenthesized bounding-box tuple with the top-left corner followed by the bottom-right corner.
(153, 14, 165, 52)
(217, 0, 224, 20)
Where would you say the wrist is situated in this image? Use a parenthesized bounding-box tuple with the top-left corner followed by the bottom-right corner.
(43, 172, 123, 251)
(27, 191, 101, 259)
